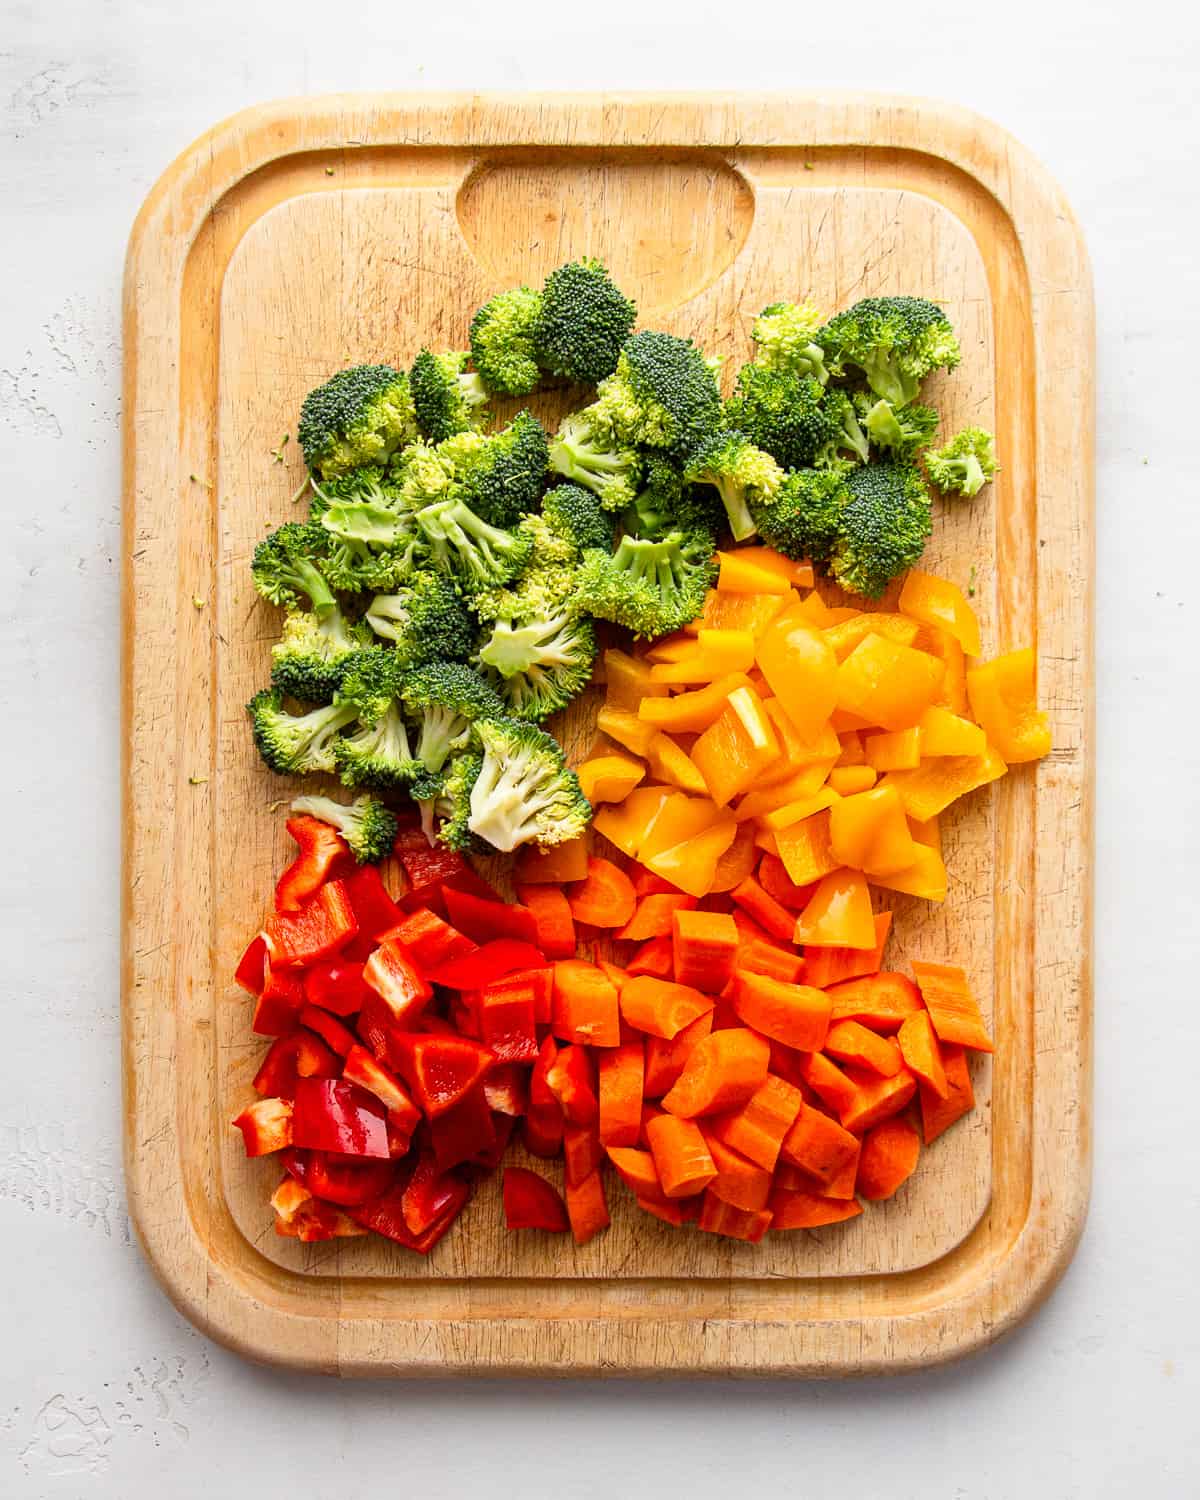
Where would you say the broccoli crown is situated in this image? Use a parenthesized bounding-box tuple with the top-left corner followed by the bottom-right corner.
(455, 411, 549, 528)
(468, 547, 580, 624)
(819, 296, 961, 407)
(541, 483, 615, 555)
(470, 285, 544, 396)
(335, 645, 406, 724)
(476, 610, 597, 722)
(396, 440, 461, 510)
(270, 604, 372, 703)
(532, 258, 636, 385)
(320, 498, 412, 548)
(623, 455, 725, 543)
(820, 388, 871, 467)
(750, 301, 828, 382)
(289, 793, 398, 864)
(364, 573, 474, 666)
(246, 688, 358, 776)
(307, 465, 399, 519)
(592, 331, 722, 454)
(857, 397, 940, 460)
(410, 349, 489, 443)
(725, 365, 842, 471)
(752, 468, 850, 565)
(547, 409, 641, 512)
(467, 717, 592, 852)
(333, 703, 421, 790)
(924, 427, 998, 498)
(251, 521, 335, 613)
(415, 497, 533, 593)
(434, 753, 483, 852)
(399, 662, 505, 774)
(298, 365, 417, 478)
(575, 530, 716, 640)
(829, 461, 933, 598)
(317, 517, 420, 595)
(684, 430, 784, 543)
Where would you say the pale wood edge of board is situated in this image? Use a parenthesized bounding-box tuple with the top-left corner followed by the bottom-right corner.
(121, 91, 1094, 1378)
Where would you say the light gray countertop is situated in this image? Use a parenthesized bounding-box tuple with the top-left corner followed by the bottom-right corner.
(2, 2, 1196, 1495)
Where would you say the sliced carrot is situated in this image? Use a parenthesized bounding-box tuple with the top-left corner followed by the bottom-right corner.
(732, 971, 832, 1052)
(826, 971, 922, 1032)
(620, 975, 713, 1039)
(637, 1194, 700, 1225)
(920, 1044, 975, 1143)
(514, 833, 591, 885)
(823, 1019, 905, 1077)
(562, 1121, 602, 1187)
(567, 857, 637, 930)
(625, 936, 674, 979)
(803, 913, 893, 988)
(839, 1066, 917, 1134)
(798, 1051, 860, 1119)
(780, 1101, 861, 1185)
(606, 1145, 666, 1202)
(615, 892, 696, 942)
(596, 958, 627, 993)
(696, 1191, 772, 1243)
(769, 1188, 863, 1229)
(598, 1042, 644, 1148)
(897, 1009, 949, 1097)
(661, 1028, 770, 1118)
(631, 867, 683, 898)
(822, 1139, 862, 1198)
(736, 935, 805, 984)
(552, 960, 621, 1047)
(672, 909, 739, 993)
(564, 1168, 610, 1245)
(645, 1114, 718, 1198)
(699, 1134, 773, 1211)
(707, 820, 759, 893)
(643, 1009, 714, 1098)
(515, 884, 577, 960)
(910, 960, 994, 1052)
(756, 853, 818, 913)
(707, 1074, 804, 1171)
(856, 1116, 921, 1200)
(730, 874, 797, 942)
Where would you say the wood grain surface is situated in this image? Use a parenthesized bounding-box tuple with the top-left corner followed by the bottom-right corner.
(122, 92, 1093, 1377)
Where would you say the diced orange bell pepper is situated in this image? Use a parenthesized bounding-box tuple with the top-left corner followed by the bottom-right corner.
(868, 843, 948, 902)
(966, 648, 1052, 763)
(646, 632, 700, 663)
(922, 626, 969, 714)
(577, 751, 646, 805)
(899, 569, 983, 658)
(756, 617, 839, 740)
(881, 743, 1007, 821)
(908, 814, 941, 851)
(514, 833, 591, 885)
(835, 730, 865, 767)
(774, 810, 840, 886)
(785, 589, 835, 626)
(645, 732, 709, 795)
(638, 793, 722, 864)
(827, 765, 877, 795)
(736, 765, 832, 822)
(593, 786, 672, 859)
(691, 690, 781, 808)
(801, 911, 892, 988)
(707, 821, 758, 893)
(864, 726, 921, 771)
(689, 590, 789, 637)
(729, 548, 814, 588)
(716, 549, 791, 594)
(596, 705, 659, 757)
(636, 673, 754, 733)
(757, 702, 841, 784)
(648, 630, 756, 684)
(836, 633, 945, 731)
(828, 785, 917, 876)
(822, 612, 921, 661)
(756, 786, 841, 833)
(916, 705, 986, 757)
(603, 648, 669, 709)
(793, 868, 877, 949)
(645, 818, 739, 898)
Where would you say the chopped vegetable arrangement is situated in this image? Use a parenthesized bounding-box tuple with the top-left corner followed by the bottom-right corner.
(231, 259, 1051, 1250)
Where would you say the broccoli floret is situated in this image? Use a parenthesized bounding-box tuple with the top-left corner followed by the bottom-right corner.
(623, 456, 725, 543)
(819, 389, 870, 467)
(752, 468, 850, 565)
(470, 285, 543, 396)
(533, 258, 636, 385)
(548, 410, 641, 512)
(684, 430, 784, 542)
(298, 365, 417, 478)
(251, 522, 335, 613)
(270, 605, 372, 703)
(467, 718, 592, 852)
(591, 331, 722, 455)
(819, 296, 961, 407)
(828, 461, 933, 598)
(315, 500, 421, 593)
(925, 427, 998, 498)
(364, 573, 474, 665)
(725, 365, 841, 471)
(750, 301, 829, 383)
(410, 349, 489, 442)
(415, 498, 533, 594)
(289, 793, 398, 864)
(857, 397, 940, 460)
(433, 753, 483, 852)
(476, 609, 596, 722)
(330, 648, 423, 789)
(541, 483, 615, 555)
(395, 440, 460, 510)
(247, 688, 358, 776)
(399, 662, 505, 776)
(468, 546, 579, 624)
(455, 411, 549, 528)
(575, 531, 716, 640)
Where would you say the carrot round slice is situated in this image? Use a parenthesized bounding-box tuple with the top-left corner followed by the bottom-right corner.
(567, 857, 637, 929)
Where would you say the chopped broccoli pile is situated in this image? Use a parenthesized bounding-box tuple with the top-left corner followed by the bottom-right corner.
(684, 431, 784, 542)
(415, 497, 533, 594)
(247, 688, 359, 776)
(467, 718, 592, 852)
(752, 468, 851, 565)
(541, 483, 614, 555)
(431, 752, 482, 852)
(533, 258, 636, 385)
(925, 427, 998, 497)
(409, 349, 489, 442)
(398, 662, 505, 776)
(298, 365, 418, 479)
(576, 531, 716, 640)
(332, 648, 423, 789)
(289, 793, 398, 864)
(857, 396, 940, 460)
(470, 285, 543, 396)
(455, 411, 549, 528)
(252, 522, 336, 613)
(828, 461, 933, 598)
(819, 296, 961, 408)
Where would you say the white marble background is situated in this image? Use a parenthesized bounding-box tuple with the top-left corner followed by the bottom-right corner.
(1, 1, 1196, 1495)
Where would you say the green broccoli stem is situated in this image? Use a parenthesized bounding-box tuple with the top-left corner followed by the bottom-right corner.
(862, 350, 919, 409)
(478, 616, 574, 677)
(415, 705, 467, 775)
(290, 558, 336, 615)
(714, 477, 758, 542)
(468, 743, 559, 852)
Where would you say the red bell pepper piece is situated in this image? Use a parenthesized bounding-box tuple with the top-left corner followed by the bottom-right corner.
(252, 961, 307, 1037)
(291, 1079, 390, 1159)
(363, 938, 432, 1026)
(252, 1031, 339, 1100)
(388, 1033, 494, 1118)
(296, 1004, 358, 1058)
(275, 815, 352, 913)
(473, 1110, 515, 1169)
(428, 1085, 496, 1172)
(350, 1176, 471, 1254)
(545, 1045, 599, 1126)
(282, 1148, 396, 1208)
(340, 864, 405, 960)
(387, 1116, 416, 1159)
(441, 886, 539, 947)
(233, 1097, 293, 1156)
(502, 1167, 569, 1232)
(393, 823, 495, 910)
(401, 1147, 469, 1234)
(235, 934, 268, 997)
(385, 908, 477, 971)
(275, 1198, 367, 1241)
(302, 958, 371, 1016)
(483, 1063, 530, 1117)
(476, 974, 539, 1063)
(524, 1035, 564, 1157)
(449, 991, 483, 1039)
(514, 884, 577, 960)
(263, 880, 358, 968)
(342, 1043, 421, 1136)
(425, 939, 548, 991)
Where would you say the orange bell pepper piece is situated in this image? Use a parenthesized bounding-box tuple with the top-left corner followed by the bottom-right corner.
(774, 810, 841, 886)
(636, 673, 754, 733)
(716, 549, 791, 594)
(736, 766, 834, 822)
(688, 589, 789, 636)
(638, 793, 722, 863)
(863, 726, 921, 771)
(644, 818, 739, 898)
(908, 814, 941, 851)
(648, 629, 756, 684)
(822, 611, 921, 661)
(802, 912, 892, 988)
(836, 632, 945, 731)
(828, 785, 917, 876)
(596, 704, 659, 757)
(644, 732, 709, 795)
(602, 648, 669, 709)
(732, 971, 832, 1051)
(868, 843, 948, 902)
(514, 833, 591, 885)
(899, 569, 982, 658)
(880, 743, 1007, 820)
(756, 786, 841, 833)
(592, 786, 672, 859)
(661, 1028, 771, 1118)
(966, 648, 1052, 763)
(690, 689, 781, 808)
(910, 959, 994, 1052)
(755, 616, 839, 740)
(792, 868, 876, 949)
(827, 765, 877, 795)
(645, 1113, 718, 1197)
(707, 821, 758, 893)
(576, 750, 645, 805)
(725, 547, 814, 589)
(916, 705, 985, 757)
(756, 702, 840, 787)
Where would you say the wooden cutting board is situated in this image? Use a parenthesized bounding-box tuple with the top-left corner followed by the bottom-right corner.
(122, 92, 1093, 1377)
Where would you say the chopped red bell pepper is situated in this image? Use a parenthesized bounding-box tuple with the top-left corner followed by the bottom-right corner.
(275, 1199, 367, 1241)
(252, 1031, 339, 1100)
(282, 1148, 396, 1207)
(252, 963, 306, 1036)
(291, 1078, 390, 1159)
(483, 1064, 530, 1117)
(275, 815, 352, 913)
(363, 937, 432, 1027)
(503, 1167, 569, 1232)
(341, 864, 405, 960)
(476, 974, 539, 1063)
(296, 1004, 358, 1058)
(545, 1045, 599, 1126)
(262, 880, 358, 968)
(302, 957, 371, 1016)
(473, 1111, 515, 1169)
(388, 1032, 494, 1118)
(524, 1035, 564, 1157)
(387, 1116, 416, 1159)
(235, 934, 268, 997)
(424, 939, 548, 991)
(514, 884, 577, 960)
(341, 1044, 421, 1136)
(429, 1084, 497, 1172)
(385, 908, 477, 971)
(393, 824, 495, 911)
(401, 1146, 469, 1235)
(449, 991, 483, 1039)
(233, 1097, 293, 1156)
(349, 1176, 471, 1254)
(441, 886, 539, 947)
